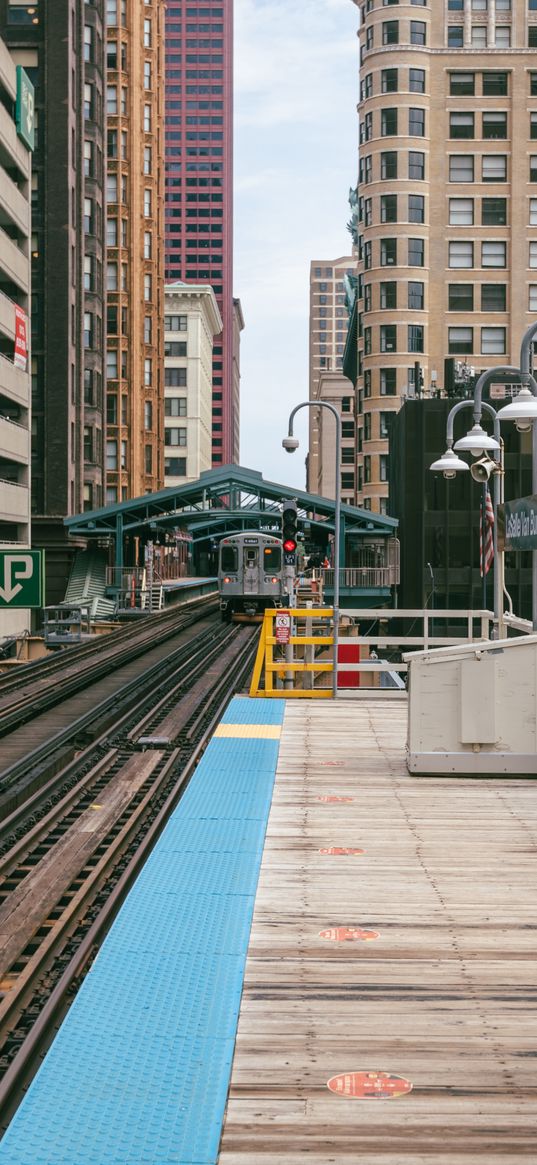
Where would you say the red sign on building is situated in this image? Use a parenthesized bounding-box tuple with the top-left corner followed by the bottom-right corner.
(14, 305, 28, 371)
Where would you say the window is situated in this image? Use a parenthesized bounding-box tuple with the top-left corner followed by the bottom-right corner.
(145, 445, 153, 475)
(364, 327, 372, 355)
(165, 367, 187, 387)
(530, 198, 537, 225)
(144, 189, 152, 216)
(144, 358, 152, 386)
(449, 198, 473, 225)
(144, 103, 151, 132)
(409, 108, 425, 136)
(380, 413, 391, 439)
(471, 25, 487, 47)
(529, 27, 537, 47)
(106, 349, 118, 379)
(364, 241, 372, 270)
(165, 397, 187, 417)
(380, 281, 397, 309)
(449, 240, 474, 268)
(165, 314, 188, 331)
(144, 17, 152, 46)
(483, 72, 508, 96)
(165, 457, 187, 476)
(144, 274, 152, 301)
(408, 325, 424, 352)
(107, 173, 118, 203)
(408, 281, 424, 310)
(107, 217, 118, 246)
(408, 238, 424, 266)
(482, 240, 506, 267)
(531, 73, 537, 96)
(410, 21, 426, 44)
(481, 284, 506, 311)
(381, 151, 397, 179)
(450, 113, 474, 139)
(381, 68, 398, 93)
(120, 441, 128, 470)
(483, 112, 507, 139)
(380, 368, 397, 395)
(364, 456, 371, 484)
(449, 327, 473, 354)
(144, 146, 152, 174)
(408, 151, 425, 179)
(165, 427, 187, 447)
(380, 324, 397, 352)
(84, 255, 95, 292)
(482, 198, 506, 226)
(529, 286, 537, 312)
(381, 194, 397, 222)
(450, 155, 474, 182)
(84, 197, 94, 234)
(84, 312, 94, 348)
(107, 84, 117, 115)
(409, 68, 425, 93)
(448, 284, 474, 311)
(382, 21, 399, 44)
(448, 26, 463, 47)
(107, 394, 117, 425)
(530, 156, 537, 182)
(408, 194, 425, 223)
(530, 241, 537, 268)
(531, 114, 537, 141)
(144, 60, 152, 89)
(381, 108, 398, 135)
(144, 401, 153, 430)
(450, 73, 475, 96)
(83, 426, 93, 463)
(481, 327, 506, 354)
(107, 261, 118, 291)
(84, 140, 94, 177)
(144, 231, 152, 259)
(381, 238, 397, 266)
(106, 439, 118, 471)
(483, 154, 506, 182)
(379, 456, 389, 483)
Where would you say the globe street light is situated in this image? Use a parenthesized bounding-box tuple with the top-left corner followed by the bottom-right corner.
(283, 401, 341, 697)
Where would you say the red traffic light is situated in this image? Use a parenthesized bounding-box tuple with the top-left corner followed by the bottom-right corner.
(283, 538, 297, 553)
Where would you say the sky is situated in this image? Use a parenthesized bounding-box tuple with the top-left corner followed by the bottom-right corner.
(233, 0, 359, 489)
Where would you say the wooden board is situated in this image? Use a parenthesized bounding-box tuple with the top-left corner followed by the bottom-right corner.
(218, 699, 537, 1163)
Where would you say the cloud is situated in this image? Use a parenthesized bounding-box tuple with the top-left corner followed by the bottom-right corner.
(234, 0, 359, 484)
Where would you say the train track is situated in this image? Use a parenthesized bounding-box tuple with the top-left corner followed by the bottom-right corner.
(0, 592, 218, 736)
(0, 621, 258, 1130)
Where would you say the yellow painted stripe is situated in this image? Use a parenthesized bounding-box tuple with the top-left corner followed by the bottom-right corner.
(214, 724, 282, 739)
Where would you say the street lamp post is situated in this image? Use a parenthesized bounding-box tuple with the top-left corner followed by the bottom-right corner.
(431, 328, 537, 635)
(431, 398, 503, 634)
(283, 401, 342, 698)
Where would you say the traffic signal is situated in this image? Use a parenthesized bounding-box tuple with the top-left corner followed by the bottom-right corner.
(282, 499, 298, 557)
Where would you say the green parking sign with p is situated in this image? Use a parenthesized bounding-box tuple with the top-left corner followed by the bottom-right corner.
(0, 550, 44, 608)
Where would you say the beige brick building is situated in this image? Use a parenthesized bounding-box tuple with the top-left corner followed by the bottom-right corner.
(105, 0, 165, 503)
(353, 0, 537, 512)
(308, 256, 356, 502)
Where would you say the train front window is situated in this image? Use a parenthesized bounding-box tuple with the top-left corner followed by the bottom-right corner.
(244, 547, 258, 567)
(221, 546, 238, 572)
(264, 546, 281, 571)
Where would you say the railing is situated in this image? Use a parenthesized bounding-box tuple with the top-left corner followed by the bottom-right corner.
(323, 567, 397, 589)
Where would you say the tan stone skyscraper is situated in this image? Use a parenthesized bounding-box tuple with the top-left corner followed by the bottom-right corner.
(105, 0, 165, 502)
(353, 0, 537, 512)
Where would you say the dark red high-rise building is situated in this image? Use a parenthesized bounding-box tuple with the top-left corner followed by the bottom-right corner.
(164, 0, 237, 465)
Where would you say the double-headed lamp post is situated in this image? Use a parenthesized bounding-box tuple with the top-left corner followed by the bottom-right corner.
(283, 401, 341, 698)
(430, 331, 537, 633)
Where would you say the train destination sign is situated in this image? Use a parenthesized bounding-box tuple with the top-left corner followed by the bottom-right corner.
(0, 550, 44, 608)
(498, 495, 537, 551)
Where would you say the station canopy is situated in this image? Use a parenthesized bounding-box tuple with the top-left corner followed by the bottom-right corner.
(64, 464, 398, 544)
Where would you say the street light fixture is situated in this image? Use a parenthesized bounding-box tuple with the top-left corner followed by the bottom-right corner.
(429, 447, 470, 478)
(453, 423, 500, 456)
(283, 400, 342, 697)
(495, 386, 537, 431)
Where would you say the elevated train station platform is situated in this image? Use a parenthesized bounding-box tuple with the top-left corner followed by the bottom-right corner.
(0, 696, 535, 1163)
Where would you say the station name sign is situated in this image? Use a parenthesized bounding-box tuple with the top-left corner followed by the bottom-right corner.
(498, 495, 537, 551)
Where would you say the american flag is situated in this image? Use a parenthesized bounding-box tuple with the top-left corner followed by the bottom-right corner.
(480, 487, 494, 577)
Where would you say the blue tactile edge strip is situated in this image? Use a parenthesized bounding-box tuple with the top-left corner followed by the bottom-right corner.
(0, 697, 285, 1165)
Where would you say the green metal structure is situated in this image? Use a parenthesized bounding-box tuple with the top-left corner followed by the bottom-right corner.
(64, 465, 398, 603)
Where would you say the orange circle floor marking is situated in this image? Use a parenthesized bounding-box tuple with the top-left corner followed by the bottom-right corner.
(319, 847, 364, 856)
(316, 796, 355, 803)
(327, 1071, 413, 1099)
(319, 927, 380, 942)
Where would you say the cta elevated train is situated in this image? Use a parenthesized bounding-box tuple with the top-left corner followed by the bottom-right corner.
(218, 532, 285, 621)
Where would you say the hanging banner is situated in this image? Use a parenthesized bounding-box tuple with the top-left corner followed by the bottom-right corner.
(14, 305, 28, 371)
(498, 495, 537, 551)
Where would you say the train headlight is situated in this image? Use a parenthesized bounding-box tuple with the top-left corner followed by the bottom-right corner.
(223, 576, 231, 583)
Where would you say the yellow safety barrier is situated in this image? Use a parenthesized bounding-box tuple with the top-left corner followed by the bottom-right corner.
(249, 607, 334, 698)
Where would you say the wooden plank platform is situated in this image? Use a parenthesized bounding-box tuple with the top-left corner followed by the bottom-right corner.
(218, 698, 537, 1164)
